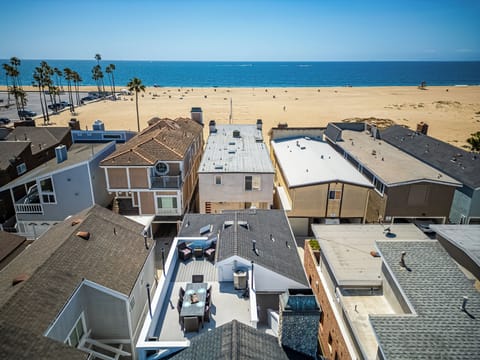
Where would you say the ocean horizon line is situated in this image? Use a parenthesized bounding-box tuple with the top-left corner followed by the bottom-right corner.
(1, 60, 479, 88)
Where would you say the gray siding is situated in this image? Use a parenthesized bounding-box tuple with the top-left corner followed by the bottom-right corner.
(469, 189, 480, 222)
(450, 188, 472, 223)
(18, 164, 93, 222)
(129, 247, 156, 341)
(88, 143, 116, 206)
(84, 286, 129, 339)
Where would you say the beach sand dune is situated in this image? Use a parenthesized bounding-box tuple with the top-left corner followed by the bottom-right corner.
(13, 86, 480, 148)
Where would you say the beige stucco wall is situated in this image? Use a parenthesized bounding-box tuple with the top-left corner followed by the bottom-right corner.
(341, 184, 370, 218)
(199, 172, 274, 214)
(288, 184, 329, 217)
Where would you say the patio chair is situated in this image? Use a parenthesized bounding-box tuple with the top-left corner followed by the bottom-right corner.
(177, 300, 184, 328)
(204, 305, 211, 323)
(177, 242, 192, 261)
(204, 243, 216, 262)
(192, 274, 204, 283)
(179, 286, 185, 300)
(183, 316, 200, 333)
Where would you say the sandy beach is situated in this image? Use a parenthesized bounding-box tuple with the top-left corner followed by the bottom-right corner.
(4, 85, 480, 148)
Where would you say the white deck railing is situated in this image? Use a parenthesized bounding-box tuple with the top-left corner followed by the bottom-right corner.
(15, 203, 43, 214)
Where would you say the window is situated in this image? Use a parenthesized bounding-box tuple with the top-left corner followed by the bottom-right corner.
(39, 177, 56, 203)
(215, 175, 222, 185)
(157, 196, 177, 209)
(65, 314, 86, 348)
(245, 175, 261, 191)
(16, 163, 27, 175)
(373, 177, 385, 196)
(328, 190, 341, 200)
(154, 162, 169, 176)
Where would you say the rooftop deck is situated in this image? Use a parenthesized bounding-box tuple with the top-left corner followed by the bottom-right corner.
(137, 239, 262, 359)
(153, 259, 252, 342)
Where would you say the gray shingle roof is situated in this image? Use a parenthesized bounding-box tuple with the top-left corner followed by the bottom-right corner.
(0, 205, 153, 358)
(0, 231, 26, 264)
(370, 241, 480, 359)
(381, 125, 480, 189)
(0, 142, 112, 192)
(5, 126, 71, 155)
(0, 141, 30, 170)
(179, 210, 308, 287)
(170, 320, 290, 360)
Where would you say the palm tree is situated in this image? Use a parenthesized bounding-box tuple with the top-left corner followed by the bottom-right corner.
(127, 77, 146, 132)
(467, 132, 480, 151)
(95, 53, 102, 66)
(105, 64, 116, 98)
(63, 67, 74, 112)
(33, 65, 50, 125)
(72, 71, 82, 106)
(92, 65, 102, 95)
(94, 53, 106, 97)
(53, 67, 63, 104)
(2, 63, 11, 104)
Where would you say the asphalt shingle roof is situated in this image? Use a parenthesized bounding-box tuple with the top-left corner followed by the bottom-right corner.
(101, 117, 202, 166)
(179, 210, 308, 287)
(370, 241, 480, 359)
(0, 141, 30, 170)
(169, 320, 290, 360)
(0, 205, 153, 358)
(381, 125, 480, 189)
(5, 126, 71, 155)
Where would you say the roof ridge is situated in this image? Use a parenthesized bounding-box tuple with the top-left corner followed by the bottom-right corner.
(152, 137, 183, 158)
(231, 320, 239, 360)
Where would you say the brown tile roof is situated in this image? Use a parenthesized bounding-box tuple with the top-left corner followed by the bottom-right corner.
(5, 126, 71, 155)
(101, 117, 202, 166)
(0, 205, 153, 345)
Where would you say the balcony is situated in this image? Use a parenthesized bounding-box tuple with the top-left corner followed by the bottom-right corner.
(151, 176, 181, 189)
(15, 203, 43, 214)
(156, 208, 181, 216)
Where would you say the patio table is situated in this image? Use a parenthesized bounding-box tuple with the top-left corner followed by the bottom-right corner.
(180, 282, 207, 324)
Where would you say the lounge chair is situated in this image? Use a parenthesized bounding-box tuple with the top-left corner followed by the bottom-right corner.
(204, 305, 211, 323)
(183, 316, 200, 333)
(177, 242, 192, 261)
(179, 286, 185, 299)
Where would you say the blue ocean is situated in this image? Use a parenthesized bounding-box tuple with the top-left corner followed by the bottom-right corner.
(1, 60, 479, 87)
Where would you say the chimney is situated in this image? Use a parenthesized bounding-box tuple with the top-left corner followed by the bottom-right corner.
(93, 119, 105, 131)
(256, 118, 263, 131)
(209, 120, 217, 134)
(278, 289, 321, 358)
(55, 145, 68, 163)
(191, 107, 203, 125)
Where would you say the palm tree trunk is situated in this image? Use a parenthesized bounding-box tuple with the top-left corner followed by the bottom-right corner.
(42, 87, 50, 123)
(135, 91, 140, 132)
(38, 86, 47, 125)
(112, 73, 116, 100)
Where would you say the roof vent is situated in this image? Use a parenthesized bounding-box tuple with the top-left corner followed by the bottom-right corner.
(76, 231, 90, 240)
(270, 234, 275, 242)
(223, 221, 233, 229)
(399, 251, 406, 268)
(252, 240, 259, 256)
(238, 221, 249, 230)
(71, 219, 82, 226)
(200, 224, 213, 235)
(461, 296, 468, 312)
(233, 130, 241, 138)
(12, 273, 29, 286)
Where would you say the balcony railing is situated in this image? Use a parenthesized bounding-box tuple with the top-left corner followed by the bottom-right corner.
(15, 203, 43, 214)
(156, 208, 181, 216)
(151, 175, 181, 189)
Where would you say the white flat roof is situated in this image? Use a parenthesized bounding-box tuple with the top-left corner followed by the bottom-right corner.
(199, 124, 274, 174)
(312, 224, 428, 286)
(272, 137, 373, 188)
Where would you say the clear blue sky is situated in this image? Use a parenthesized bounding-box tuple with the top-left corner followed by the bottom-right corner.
(2, 0, 479, 61)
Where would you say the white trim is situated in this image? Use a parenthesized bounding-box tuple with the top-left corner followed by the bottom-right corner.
(147, 167, 152, 188)
(87, 162, 95, 204)
(83, 279, 129, 301)
(39, 176, 57, 204)
(104, 168, 111, 189)
(64, 312, 87, 346)
(127, 167, 131, 189)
